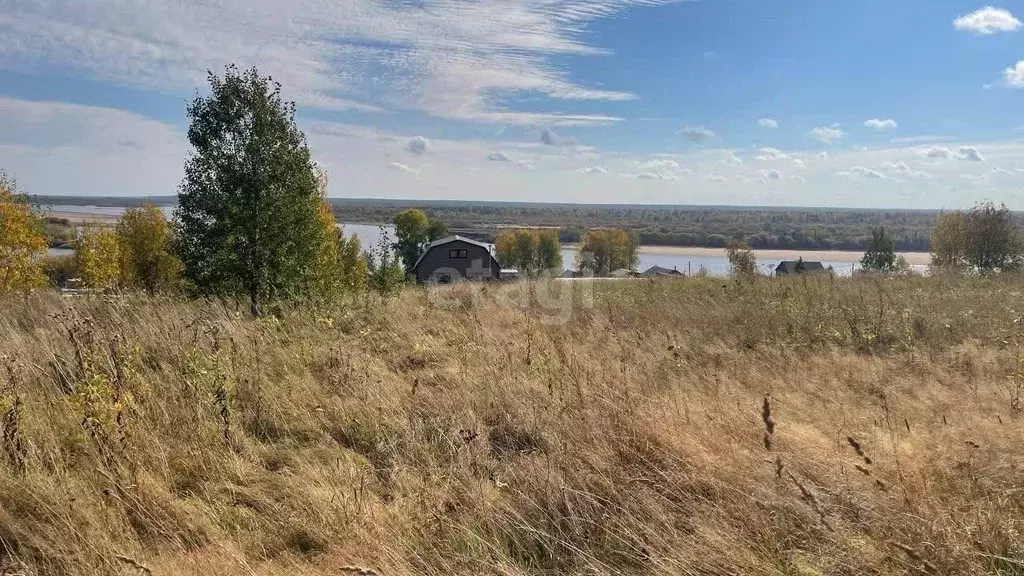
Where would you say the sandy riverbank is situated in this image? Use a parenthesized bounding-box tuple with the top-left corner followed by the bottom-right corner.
(625, 245, 932, 265)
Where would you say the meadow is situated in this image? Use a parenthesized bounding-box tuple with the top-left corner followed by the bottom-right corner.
(0, 274, 1022, 575)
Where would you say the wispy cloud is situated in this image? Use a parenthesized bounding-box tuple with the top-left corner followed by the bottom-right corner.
(755, 147, 789, 161)
(387, 161, 420, 175)
(809, 125, 844, 144)
(0, 0, 676, 125)
(890, 135, 954, 144)
(757, 118, 778, 129)
(680, 126, 715, 143)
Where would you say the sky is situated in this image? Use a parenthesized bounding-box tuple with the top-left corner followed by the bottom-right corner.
(2, 1, 1024, 208)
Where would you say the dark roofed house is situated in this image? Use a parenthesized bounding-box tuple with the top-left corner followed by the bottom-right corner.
(641, 265, 685, 278)
(609, 268, 639, 278)
(412, 235, 502, 284)
(775, 260, 826, 276)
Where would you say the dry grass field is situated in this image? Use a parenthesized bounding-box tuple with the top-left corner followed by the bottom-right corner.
(0, 275, 1022, 575)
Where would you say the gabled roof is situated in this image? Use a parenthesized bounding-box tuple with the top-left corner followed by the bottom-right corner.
(609, 268, 637, 278)
(775, 260, 826, 273)
(642, 265, 683, 276)
(412, 235, 496, 271)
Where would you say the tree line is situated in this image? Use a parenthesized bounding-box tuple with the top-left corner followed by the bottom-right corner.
(330, 200, 943, 252)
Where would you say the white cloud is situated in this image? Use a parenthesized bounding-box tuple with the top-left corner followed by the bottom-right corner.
(681, 126, 715, 143)
(792, 159, 806, 169)
(487, 151, 510, 162)
(954, 7, 1022, 34)
(638, 159, 682, 171)
(0, 97, 184, 197)
(755, 147, 789, 161)
(406, 136, 430, 154)
(719, 151, 743, 165)
(864, 118, 898, 131)
(818, 151, 829, 160)
(791, 175, 806, 183)
(10, 93, 1024, 209)
(0, 0, 673, 125)
(880, 161, 930, 179)
(632, 158, 691, 180)
(1004, 61, 1024, 87)
(809, 126, 844, 144)
(708, 174, 728, 183)
(540, 128, 577, 147)
(923, 146, 953, 159)
(579, 166, 607, 174)
(387, 161, 419, 175)
(758, 118, 779, 129)
(958, 146, 985, 161)
(839, 165, 888, 178)
(760, 169, 782, 182)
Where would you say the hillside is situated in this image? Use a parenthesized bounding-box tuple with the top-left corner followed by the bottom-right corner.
(0, 276, 1022, 575)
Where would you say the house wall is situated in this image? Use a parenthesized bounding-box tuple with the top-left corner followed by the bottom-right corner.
(415, 240, 500, 284)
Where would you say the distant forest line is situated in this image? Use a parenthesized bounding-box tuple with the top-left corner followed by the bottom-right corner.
(327, 199, 947, 252)
(34, 195, 996, 252)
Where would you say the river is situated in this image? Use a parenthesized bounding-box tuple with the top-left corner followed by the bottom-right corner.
(41, 205, 930, 276)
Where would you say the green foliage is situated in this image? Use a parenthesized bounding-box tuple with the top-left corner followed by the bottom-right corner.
(0, 171, 47, 294)
(965, 202, 1022, 272)
(726, 240, 758, 280)
(861, 226, 897, 271)
(366, 227, 405, 297)
(495, 229, 563, 276)
(74, 226, 122, 290)
(117, 203, 181, 292)
(338, 232, 368, 293)
(176, 65, 325, 315)
(931, 203, 1023, 272)
(931, 212, 968, 270)
(575, 229, 639, 276)
(393, 209, 448, 272)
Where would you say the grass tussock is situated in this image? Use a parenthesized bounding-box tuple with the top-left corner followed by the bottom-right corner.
(1, 274, 1023, 575)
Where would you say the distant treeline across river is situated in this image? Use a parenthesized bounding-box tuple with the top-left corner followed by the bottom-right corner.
(31, 196, 972, 252)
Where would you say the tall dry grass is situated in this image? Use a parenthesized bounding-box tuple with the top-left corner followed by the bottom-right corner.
(0, 274, 1022, 575)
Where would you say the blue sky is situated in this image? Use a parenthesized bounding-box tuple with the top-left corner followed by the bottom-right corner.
(2, 0, 1024, 208)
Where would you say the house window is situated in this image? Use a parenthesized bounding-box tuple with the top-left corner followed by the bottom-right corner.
(449, 249, 468, 259)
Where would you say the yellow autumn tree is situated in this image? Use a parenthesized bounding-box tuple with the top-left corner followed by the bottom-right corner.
(117, 203, 181, 292)
(308, 167, 368, 300)
(0, 171, 48, 294)
(338, 232, 368, 293)
(74, 226, 122, 290)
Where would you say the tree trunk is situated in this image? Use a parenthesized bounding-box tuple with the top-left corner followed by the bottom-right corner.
(249, 289, 261, 317)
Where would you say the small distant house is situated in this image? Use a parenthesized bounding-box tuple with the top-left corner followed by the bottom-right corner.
(609, 268, 639, 278)
(412, 235, 502, 284)
(641, 265, 685, 278)
(775, 260, 826, 276)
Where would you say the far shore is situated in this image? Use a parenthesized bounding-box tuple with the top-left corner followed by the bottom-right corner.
(621, 245, 933, 265)
(45, 209, 932, 265)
